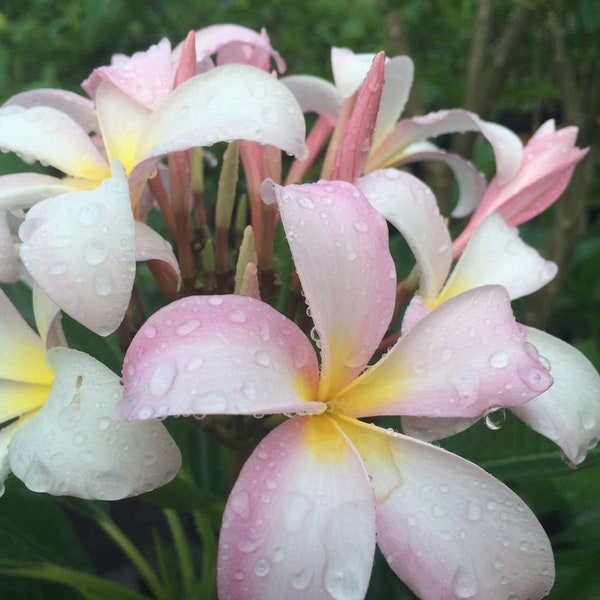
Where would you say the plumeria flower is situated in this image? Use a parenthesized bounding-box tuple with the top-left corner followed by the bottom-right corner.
(357, 168, 600, 465)
(118, 179, 556, 599)
(452, 119, 589, 255)
(0, 59, 307, 333)
(283, 47, 523, 216)
(0, 287, 181, 499)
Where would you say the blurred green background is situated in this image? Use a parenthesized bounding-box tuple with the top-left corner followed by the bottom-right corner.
(1, 0, 599, 598)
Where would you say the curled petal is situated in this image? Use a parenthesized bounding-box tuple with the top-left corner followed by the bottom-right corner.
(261, 179, 396, 399)
(0, 173, 84, 211)
(119, 295, 322, 421)
(134, 221, 180, 280)
(9, 348, 181, 499)
(19, 161, 136, 336)
(0, 105, 109, 180)
(138, 65, 308, 162)
(512, 328, 600, 466)
(217, 416, 375, 600)
(341, 419, 554, 600)
(0, 209, 19, 282)
(358, 169, 452, 305)
(282, 75, 342, 123)
(336, 286, 553, 419)
(438, 213, 557, 305)
(4, 88, 98, 132)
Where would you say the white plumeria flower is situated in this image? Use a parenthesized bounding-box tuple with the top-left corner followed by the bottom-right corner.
(0, 288, 181, 499)
(357, 168, 600, 465)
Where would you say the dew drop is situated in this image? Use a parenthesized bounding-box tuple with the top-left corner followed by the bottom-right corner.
(78, 202, 103, 226)
(144, 324, 157, 338)
(466, 500, 482, 521)
(50, 263, 67, 275)
(207, 296, 223, 305)
(489, 351, 509, 369)
(228, 309, 247, 323)
(452, 564, 479, 598)
(229, 490, 251, 520)
(296, 195, 315, 210)
(83, 240, 108, 266)
(176, 319, 200, 336)
(485, 408, 506, 430)
(290, 567, 313, 590)
(93, 270, 113, 297)
(253, 350, 271, 367)
(148, 361, 178, 398)
(237, 536, 261, 553)
(282, 492, 313, 533)
(98, 417, 111, 431)
(254, 557, 270, 577)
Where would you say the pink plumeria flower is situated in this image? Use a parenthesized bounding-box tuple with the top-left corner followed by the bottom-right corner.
(358, 168, 600, 465)
(453, 119, 589, 254)
(0, 287, 180, 499)
(118, 179, 555, 599)
(0, 63, 307, 334)
(82, 24, 286, 111)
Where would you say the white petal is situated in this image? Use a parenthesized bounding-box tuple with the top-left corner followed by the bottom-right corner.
(134, 220, 180, 278)
(512, 328, 600, 465)
(9, 347, 181, 499)
(0, 173, 82, 211)
(0, 209, 19, 282)
(281, 75, 342, 122)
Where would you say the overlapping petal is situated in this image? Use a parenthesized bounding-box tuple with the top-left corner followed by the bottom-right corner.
(0, 173, 84, 210)
(137, 64, 308, 164)
(334, 286, 552, 418)
(339, 418, 554, 600)
(8, 347, 181, 500)
(260, 179, 396, 399)
(281, 75, 342, 123)
(512, 328, 600, 466)
(19, 162, 136, 336)
(118, 295, 323, 421)
(357, 169, 452, 305)
(0, 209, 19, 282)
(217, 416, 375, 600)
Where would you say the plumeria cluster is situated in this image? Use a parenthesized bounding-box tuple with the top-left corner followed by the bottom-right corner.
(0, 23, 598, 600)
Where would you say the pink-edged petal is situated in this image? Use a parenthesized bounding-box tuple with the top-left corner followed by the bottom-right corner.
(94, 80, 152, 173)
(4, 88, 98, 132)
(174, 25, 286, 73)
(261, 179, 396, 399)
(332, 52, 385, 182)
(0, 105, 109, 180)
(281, 75, 342, 123)
(137, 65, 308, 163)
(19, 161, 135, 336)
(0, 209, 19, 282)
(217, 415, 376, 600)
(341, 418, 554, 599)
(0, 173, 85, 210)
(0, 288, 53, 384)
(119, 294, 322, 421)
(438, 214, 557, 305)
(512, 328, 600, 466)
(369, 110, 523, 184)
(83, 39, 173, 110)
(358, 169, 452, 305)
(8, 347, 181, 499)
(134, 221, 180, 278)
(335, 286, 553, 418)
(400, 414, 478, 442)
(388, 146, 487, 218)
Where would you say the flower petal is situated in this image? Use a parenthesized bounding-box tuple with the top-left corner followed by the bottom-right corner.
(134, 220, 180, 279)
(19, 161, 135, 336)
(335, 286, 553, 418)
(438, 213, 557, 305)
(512, 328, 600, 466)
(282, 75, 342, 123)
(0, 411, 37, 496)
(119, 294, 322, 421)
(217, 415, 375, 600)
(4, 88, 98, 132)
(357, 169, 452, 305)
(8, 347, 181, 499)
(0, 105, 109, 180)
(340, 419, 554, 600)
(0, 209, 19, 282)
(0, 173, 84, 211)
(261, 179, 396, 399)
(138, 64, 308, 162)
(0, 288, 53, 385)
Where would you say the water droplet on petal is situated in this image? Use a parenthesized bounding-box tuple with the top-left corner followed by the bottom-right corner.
(489, 351, 509, 369)
(466, 500, 482, 521)
(254, 557, 270, 577)
(452, 563, 479, 598)
(229, 490, 251, 520)
(78, 202, 103, 226)
(282, 492, 312, 533)
(253, 350, 271, 367)
(485, 407, 506, 430)
(83, 240, 108, 266)
(93, 270, 113, 297)
(290, 567, 313, 590)
(98, 417, 111, 431)
(176, 319, 200, 336)
(296, 195, 315, 210)
(148, 361, 177, 398)
(228, 309, 247, 323)
(517, 363, 551, 392)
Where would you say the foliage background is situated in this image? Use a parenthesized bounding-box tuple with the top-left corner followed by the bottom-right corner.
(1, 0, 599, 598)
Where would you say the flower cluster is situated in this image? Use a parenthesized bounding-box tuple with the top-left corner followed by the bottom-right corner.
(0, 23, 598, 600)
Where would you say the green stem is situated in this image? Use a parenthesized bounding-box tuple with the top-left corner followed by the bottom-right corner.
(163, 508, 195, 598)
(193, 510, 218, 599)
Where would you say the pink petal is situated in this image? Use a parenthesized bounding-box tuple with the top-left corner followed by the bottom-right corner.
(19, 161, 136, 336)
(0, 173, 83, 211)
(439, 214, 557, 304)
(357, 169, 452, 305)
(0, 105, 109, 180)
(4, 88, 98, 132)
(119, 295, 322, 421)
(83, 38, 174, 110)
(9, 347, 181, 499)
(341, 419, 554, 599)
(335, 286, 553, 418)
(512, 328, 600, 466)
(217, 416, 375, 600)
(174, 25, 286, 73)
(260, 179, 396, 399)
(369, 110, 523, 185)
(138, 65, 308, 163)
